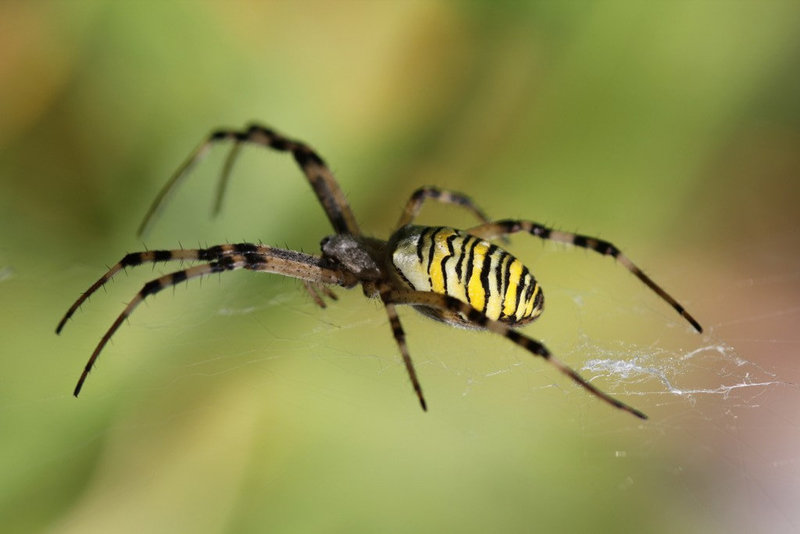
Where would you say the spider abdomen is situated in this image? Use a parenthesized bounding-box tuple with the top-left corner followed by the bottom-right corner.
(389, 225, 543, 327)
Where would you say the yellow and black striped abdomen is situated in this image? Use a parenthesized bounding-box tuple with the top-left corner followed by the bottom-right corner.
(389, 225, 543, 326)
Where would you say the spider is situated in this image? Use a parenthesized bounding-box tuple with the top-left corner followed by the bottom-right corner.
(57, 123, 703, 420)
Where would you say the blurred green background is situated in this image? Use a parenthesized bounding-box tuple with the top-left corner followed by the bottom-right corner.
(1, 2, 799, 533)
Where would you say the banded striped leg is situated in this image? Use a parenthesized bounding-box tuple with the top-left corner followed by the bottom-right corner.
(380, 296, 427, 411)
(466, 220, 703, 333)
(395, 186, 497, 229)
(56, 244, 347, 334)
(58, 247, 354, 396)
(138, 124, 360, 237)
(383, 289, 647, 419)
(57, 247, 213, 335)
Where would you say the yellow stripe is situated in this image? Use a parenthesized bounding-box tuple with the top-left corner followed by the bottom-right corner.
(524, 282, 536, 318)
(466, 241, 489, 312)
(484, 248, 504, 320)
(515, 274, 531, 320)
(503, 259, 523, 317)
(444, 234, 468, 301)
(428, 230, 453, 293)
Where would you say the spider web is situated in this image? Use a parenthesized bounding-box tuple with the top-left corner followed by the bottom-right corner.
(561, 245, 799, 533)
(186, 235, 797, 533)
(43, 228, 799, 533)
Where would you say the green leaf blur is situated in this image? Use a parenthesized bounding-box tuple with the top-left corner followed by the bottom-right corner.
(1, 2, 798, 533)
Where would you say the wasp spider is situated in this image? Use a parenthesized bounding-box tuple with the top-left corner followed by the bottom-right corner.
(57, 124, 703, 419)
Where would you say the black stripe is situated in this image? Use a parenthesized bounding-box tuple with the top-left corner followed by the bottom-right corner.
(500, 254, 512, 317)
(506, 330, 522, 343)
(533, 282, 544, 311)
(270, 137, 290, 151)
(598, 239, 618, 257)
(514, 271, 526, 316)
(426, 228, 442, 274)
(463, 237, 480, 305)
(234, 243, 258, 253)
(390, 317, 404, 339)
(454, 235, 467, 281)
(531, 224, 550, 239)
(523, 274, 536, 308)
(495, 251, 508, 315)
(467, 308, 488, 326)
(121, 253, 143, 267)
(506, 331, 549, 358)
(243, 252, 267, 266)
(393, 264, 414, 289)
(425, 228, 443, 288)
(202, 245, 226, 260)
(416, 228, 427, 263)
(154, 250, 172, 262)
(171, 271, 188, 285)
(293, 148, 325, 167)
(218, 257, 237, 270)
(479, 245, 497, 313)
(441, 232, 457, 296)
(445, 296, 459, 311)
(142, 280, 163, 297)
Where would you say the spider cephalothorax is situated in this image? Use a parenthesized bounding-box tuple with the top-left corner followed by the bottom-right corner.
(58, 123, 702, 419)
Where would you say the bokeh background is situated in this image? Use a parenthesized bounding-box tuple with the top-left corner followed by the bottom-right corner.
(1, 2, 799, 533)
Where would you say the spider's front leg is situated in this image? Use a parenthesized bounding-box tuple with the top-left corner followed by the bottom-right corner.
(69, 255, 251, 396)
(58, 244, 356, 396)
(56, 245, 241, 334)
(381, 289, 647, 420)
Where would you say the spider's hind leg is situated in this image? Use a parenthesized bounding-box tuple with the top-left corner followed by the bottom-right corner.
(380, 295, 428, 412)
(396, 186, 496, 228)
(465, 219, 703, 333)
(395, 186, 510, 245)
(382, 288, 647, 420)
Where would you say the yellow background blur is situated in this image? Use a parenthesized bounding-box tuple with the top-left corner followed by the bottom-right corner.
(1, 2, 798, 533)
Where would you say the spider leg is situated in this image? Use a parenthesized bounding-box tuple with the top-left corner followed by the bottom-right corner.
(380, 297, 427, 411)
(395, 186, 497, 229)
(138, 123, 360, 237)
(57, 247, 216, 334)
(212, 139, 244, 216)
(72, 257, 247, 397)
(465, 220, 703, 333)
(57, 243, 340, 334)
(62, 247, 356, 395)
(302, 281, 338, 308)
(383, 289, 647, 420)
